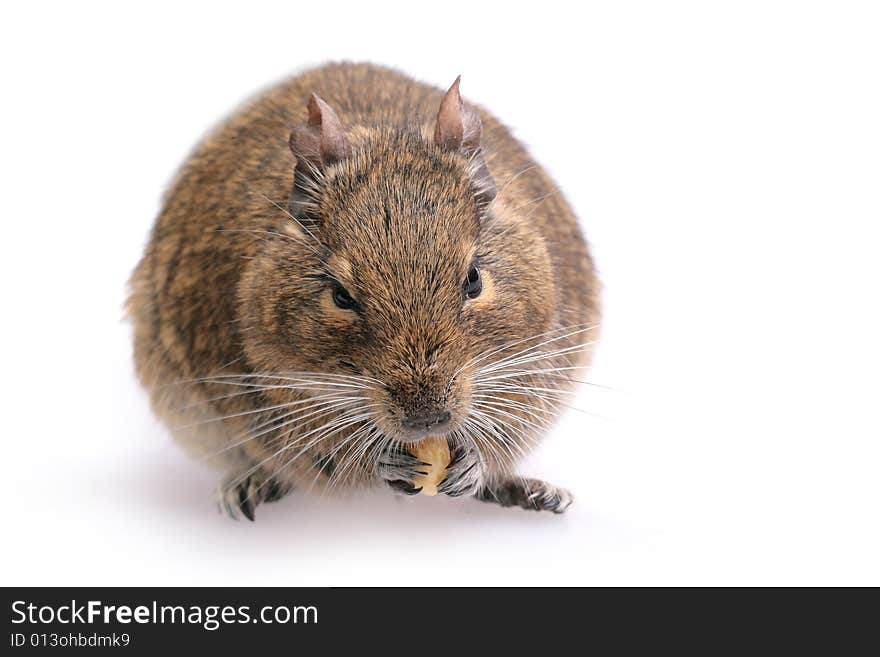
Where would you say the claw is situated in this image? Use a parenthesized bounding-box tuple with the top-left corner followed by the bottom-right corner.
(263, 480, 286, 504)
(379, 447, 434, 483)
(438, 461, 477, 497)
(238, 485, 256, 521)
(387, 479, 423, 496)
(447, 447, 465, 467)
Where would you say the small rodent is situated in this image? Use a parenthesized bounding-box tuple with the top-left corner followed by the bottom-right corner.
(128, 62, 601, 520)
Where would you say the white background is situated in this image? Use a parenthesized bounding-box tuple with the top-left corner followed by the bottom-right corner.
(2, 1, 878, 586)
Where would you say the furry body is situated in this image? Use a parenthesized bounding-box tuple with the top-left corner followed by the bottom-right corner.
(128, 63, 600, 519)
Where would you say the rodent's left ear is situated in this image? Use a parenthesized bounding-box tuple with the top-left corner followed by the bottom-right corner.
(434, 77, 496, 209)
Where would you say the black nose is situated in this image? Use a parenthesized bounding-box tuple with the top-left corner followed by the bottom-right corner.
(402, 410, 451, 433)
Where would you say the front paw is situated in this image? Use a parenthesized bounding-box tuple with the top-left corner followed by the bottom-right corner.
(379, 445, 429, 495)
(437, 445, 483, 497)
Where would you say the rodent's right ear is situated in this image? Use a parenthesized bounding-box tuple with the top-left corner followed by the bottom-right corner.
(288, 93, 351, 168)
(288, 94, 351, 227)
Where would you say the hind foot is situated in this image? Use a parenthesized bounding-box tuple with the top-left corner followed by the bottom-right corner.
(476, 477, 573, 514)
(216, 473, 291, 521)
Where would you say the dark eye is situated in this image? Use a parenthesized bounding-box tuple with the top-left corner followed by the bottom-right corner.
(332, 283, 357, 310)
(463, 265, 482, 300)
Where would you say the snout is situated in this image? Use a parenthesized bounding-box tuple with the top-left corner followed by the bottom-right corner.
(373, 353, 471, 442)
(401, 410, 451, 439)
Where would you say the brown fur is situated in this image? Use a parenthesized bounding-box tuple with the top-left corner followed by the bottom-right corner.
(128, 62, 600, 516)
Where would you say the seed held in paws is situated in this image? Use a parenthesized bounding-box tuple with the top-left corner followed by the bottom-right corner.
(408, 436, 451, 496)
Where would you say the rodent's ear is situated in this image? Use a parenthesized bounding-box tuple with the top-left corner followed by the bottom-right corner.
(434, 77, 496, 209)
(434, 76, 480, 153)
(288, 94, 351, 228)
(288, 93, 351, 168)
